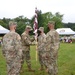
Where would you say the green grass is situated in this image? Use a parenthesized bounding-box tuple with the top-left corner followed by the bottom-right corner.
(0, 37, 2, 39)
(0, 43, 75, 75)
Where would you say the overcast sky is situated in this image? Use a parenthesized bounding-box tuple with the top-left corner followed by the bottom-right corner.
(0, 0, 75, 23)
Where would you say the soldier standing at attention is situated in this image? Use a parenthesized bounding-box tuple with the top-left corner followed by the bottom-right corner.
(45, 21, 60, 75)
(37, 27, 47, 70)
(2, 21, 23, 75)
(21, 26, 35, 72)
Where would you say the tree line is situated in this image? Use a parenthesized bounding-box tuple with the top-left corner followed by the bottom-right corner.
(63, 23, 75, 31)
(0, 10, 75, 35)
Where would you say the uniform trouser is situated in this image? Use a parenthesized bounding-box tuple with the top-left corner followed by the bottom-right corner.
(6, 57, 21, 75)
(42, 51, 50, 68)
(38, 51, 44, 67)
(22, 51, 31, 67)
(48, 58, 58, 75)
(42, 51, 58, 75)
(47, 50, 58, 75)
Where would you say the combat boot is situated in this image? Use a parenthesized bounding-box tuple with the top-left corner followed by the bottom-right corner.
(45, 68, 48, 73)
(38, 65, 44, 71)
(28, 66, 35, 72)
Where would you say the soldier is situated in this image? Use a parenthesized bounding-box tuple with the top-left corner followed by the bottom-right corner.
(37, 27, 47, 70)
(45, 21, 60, 75)
(21, 25, 35, 72)
(2, 21, 23, 75)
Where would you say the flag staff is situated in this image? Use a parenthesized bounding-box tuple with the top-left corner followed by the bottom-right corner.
(33, 7, 38, 62)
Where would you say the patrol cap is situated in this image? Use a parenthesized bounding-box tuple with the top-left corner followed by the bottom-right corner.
(48, 21, 55, 25)
(9, 21, 17, 26)
(25, 25, 33, 30)
(39, 27, 44, 31)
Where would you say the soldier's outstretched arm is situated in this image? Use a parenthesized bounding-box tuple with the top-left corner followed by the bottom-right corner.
(30, 36, 35, 42)
(23, 35, 32, 46)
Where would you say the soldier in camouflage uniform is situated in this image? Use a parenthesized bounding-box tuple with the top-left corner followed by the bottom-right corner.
(21, 26, 35, 72)
(2, 21, 23, 75)
(44, 21, 60, 75)
(37, 27, 47, 70)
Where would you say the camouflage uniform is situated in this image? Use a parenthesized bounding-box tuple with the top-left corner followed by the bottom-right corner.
(21, 31, 34, 69)
(37, 33, 46, 68)
(2, 31, 23, 75)
(45, 29, 60, 75)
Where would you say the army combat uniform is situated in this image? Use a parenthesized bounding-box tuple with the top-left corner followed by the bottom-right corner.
(37, 33, 47, 69)
(21, 31, 34, 70)
(2, 31, 23, 75)
(45, 29, 60, 75)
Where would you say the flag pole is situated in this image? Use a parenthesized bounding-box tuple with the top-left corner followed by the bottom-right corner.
(33, 7, 38, 62)
(35, 33, 38, 61)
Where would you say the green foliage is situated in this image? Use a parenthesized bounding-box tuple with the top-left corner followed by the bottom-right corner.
(0, 11, 75, 35)
(14, 16, 31, 35)
(31, 11, 64, 33)
(1, 18, 11, 29)
(37, 10, 44, 27)
(16, 21, 25, 35)
(0, 11, 67, 35)
(0, 20, 7, 28)
(0, 43, 75, 75)
(63, 23, 75, 31)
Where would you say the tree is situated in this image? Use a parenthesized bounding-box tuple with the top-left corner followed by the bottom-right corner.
(63, 23, 75, 31)
(16, 21, 25, 35)
(14, 16, 31, 35)
(2, 18, 11, 29)
(0, 20, 7, 28)
(31, 11, 63, 33)
(0, 11, 64, 35)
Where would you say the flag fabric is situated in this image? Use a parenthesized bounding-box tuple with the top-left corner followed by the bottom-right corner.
(33, 8, 38, 33)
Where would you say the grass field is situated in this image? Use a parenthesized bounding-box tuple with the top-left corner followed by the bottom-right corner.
(0, 43, 75, 75)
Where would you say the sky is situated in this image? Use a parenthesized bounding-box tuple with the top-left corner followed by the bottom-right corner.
(0, 0, 75, 23)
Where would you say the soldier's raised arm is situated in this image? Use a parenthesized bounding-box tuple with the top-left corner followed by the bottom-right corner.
(21, 26, 35, 46)
(21, 25, 35, 71)
(21, 34, 32, 46)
